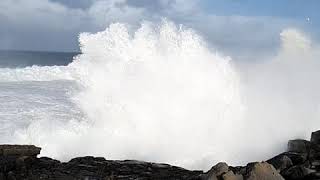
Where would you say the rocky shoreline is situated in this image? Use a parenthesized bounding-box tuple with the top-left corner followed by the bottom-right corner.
(1, 130, 320, 180)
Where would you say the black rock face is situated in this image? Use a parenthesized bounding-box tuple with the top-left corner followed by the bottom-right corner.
(1, 130, 320, 180)
(0, 148, 203, 180)
(311, 130, 320, 145)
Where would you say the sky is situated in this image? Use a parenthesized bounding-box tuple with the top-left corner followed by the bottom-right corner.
(0, 0, 318, 57)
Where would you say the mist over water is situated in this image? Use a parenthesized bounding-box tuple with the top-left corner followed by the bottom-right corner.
(0, 20, 319, 170)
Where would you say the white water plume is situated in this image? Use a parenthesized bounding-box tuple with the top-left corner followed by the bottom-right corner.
(67, 20, 245, 168)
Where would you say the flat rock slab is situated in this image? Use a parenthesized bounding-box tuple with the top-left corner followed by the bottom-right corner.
(0, 145, 41, 157)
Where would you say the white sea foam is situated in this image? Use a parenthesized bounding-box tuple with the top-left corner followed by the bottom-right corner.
(0, 65, 73, 82)
(0, 20, 319, 170)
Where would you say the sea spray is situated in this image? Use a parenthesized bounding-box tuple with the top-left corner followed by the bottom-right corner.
(240, 28, 320, 154)
(66, 20, 245, 168)
(6, 20, 244, 169)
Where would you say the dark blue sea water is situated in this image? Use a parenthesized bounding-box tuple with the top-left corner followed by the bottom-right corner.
(0, 50, 77, 68)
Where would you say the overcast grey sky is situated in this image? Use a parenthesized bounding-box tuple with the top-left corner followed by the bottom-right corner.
(0, 0, 318, 58)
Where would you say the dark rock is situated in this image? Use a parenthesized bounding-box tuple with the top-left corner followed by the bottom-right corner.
(305, 172, 320, 179)
(201, 173, 218, 180)
(0, 145, 40, 157)
(309, 143, 320, 163)
(311, 130, 320, 145)
(0, 148, 203, 180)
(244, 162, 284, 180)
(267, 154, 293, 172)
(229, 166, 246, 175)
(310, 160, 320, 170)
(288, 139, 310, 153)
(282, 152, 308, 165)
(281, 165, 314, 180)
(7, 171, 16, 180)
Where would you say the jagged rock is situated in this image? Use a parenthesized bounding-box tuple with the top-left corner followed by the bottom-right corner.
(281, 165, 314, 180)
(310, 160, 320, 170)
(244, 162, 284, 180)
(202, 162, 229, 180)
(311, 130, 320, 145)
(209, 162, 229, 176)
(0, 145, 40, 157)
(222, 171, 243, 180)
(305, 172, 320, 179)
(8, 155, 203, 179)
(309, 143, 320, 163)
(201, 173, 218, 180)
(229, 166, 246, 175)
(282, 152, 308, 165)
(267, 154, 293, 172)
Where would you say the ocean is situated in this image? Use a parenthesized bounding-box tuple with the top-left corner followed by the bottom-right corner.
(0, 50, 76, 68)
(0, 20, 319, 170)
(0, 50, 81, 146)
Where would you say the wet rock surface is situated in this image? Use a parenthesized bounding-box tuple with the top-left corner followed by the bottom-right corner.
(1, 130, 320, 179)
(267, 130, 320, 180)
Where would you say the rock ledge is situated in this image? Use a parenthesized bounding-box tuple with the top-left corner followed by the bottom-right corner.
(1, 130, 320, 180)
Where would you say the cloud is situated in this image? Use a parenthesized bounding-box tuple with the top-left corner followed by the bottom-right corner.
(0, 0, 146, 51)
(0, 0, 308, 56)
(50, 0, 94, 9)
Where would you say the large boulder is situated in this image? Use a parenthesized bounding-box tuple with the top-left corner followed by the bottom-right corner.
(282, 152, 308, 166)
(267, 154, 293, 172)
(203, 162, 229, 180)
(309, 142, 320, 161)
(281, 165, 314, 180)
(244, 162, 284, 180)
(0, 145, 41, 157)
(311, 130, 320, 145)
(210, 162, 229, 176)
(287, 139, 310, 153)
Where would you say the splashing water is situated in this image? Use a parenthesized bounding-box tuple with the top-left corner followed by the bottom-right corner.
(69, 20, 244, 167)
(0, 20, 320, 170)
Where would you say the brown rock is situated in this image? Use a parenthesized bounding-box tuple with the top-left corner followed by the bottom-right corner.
(245, 162, 284, 180)
(209, 162, 229, 176)
(222, 171, 243, 180)
(202, 162, 229, 180)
